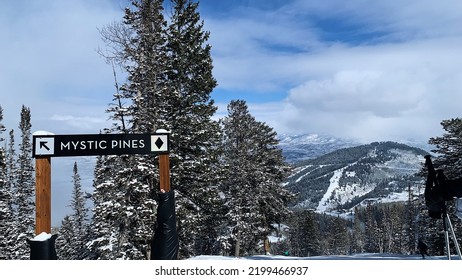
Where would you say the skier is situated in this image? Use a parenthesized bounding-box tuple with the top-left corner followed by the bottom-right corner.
(417, 239, 429, 259)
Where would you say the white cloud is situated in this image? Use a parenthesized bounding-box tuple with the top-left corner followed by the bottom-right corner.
(231, 35, 462, 143)
(204, 0, 462, 143)
(0, 0, 123, 135)
(287, 70, 427, 117)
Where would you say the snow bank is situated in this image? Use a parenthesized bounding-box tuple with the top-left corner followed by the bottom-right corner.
(33, 131, 55, 136)
(32, 232, 52, 241)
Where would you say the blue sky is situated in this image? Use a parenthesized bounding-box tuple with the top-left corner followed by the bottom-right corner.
(200, 0, 462, 143)
(3, 0, 462, 142)
(2, 0, 462, 225)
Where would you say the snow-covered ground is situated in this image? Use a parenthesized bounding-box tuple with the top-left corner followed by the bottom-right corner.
(4, 253, 459, 280)
(186, 254, 461, 279)
(189, 253, 458, 260)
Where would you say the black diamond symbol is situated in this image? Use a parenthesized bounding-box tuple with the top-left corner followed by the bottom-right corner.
(155, 137, 164, 149)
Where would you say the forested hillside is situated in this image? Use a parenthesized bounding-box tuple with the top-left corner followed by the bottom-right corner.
(278, 137, 462, 258)
(284, 141, 428, 211)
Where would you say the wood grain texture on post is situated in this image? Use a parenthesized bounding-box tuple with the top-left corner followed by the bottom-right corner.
(159, 154, 170, 192)
(35, 157, 51, 234)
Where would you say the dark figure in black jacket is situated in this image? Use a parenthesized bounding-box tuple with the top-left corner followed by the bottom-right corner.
(418, 239, 429, 259)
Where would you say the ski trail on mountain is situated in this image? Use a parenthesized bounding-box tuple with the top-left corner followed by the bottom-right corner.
(316, 166, 346, 212)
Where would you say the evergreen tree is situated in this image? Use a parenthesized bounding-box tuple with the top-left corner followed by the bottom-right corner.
(363, 203, 377, 253)
(93, 0, 223, 259)
(124, 0, 170, 132)
(89, 153, 156, 259)
(15, 105, 35, 259)
(220, 100, 294, 256)
(165, 0, 223, 258)
(350, 207, 366, 254)
(406, 184, 418, 254)
(429, 118, 462, 178)
(0, 105, 4, 168)
(88, 155, 123, 259)
(57, 162, 90, 259)
(3, 129, 17, 258)
(426, 117, 462, 255)
(288, 209, 321, 257)
(89, 0, 168, 259)
(325, 215, 349, 255)
(0, 105, 9, 259)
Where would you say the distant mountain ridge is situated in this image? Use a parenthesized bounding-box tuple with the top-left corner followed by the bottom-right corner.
(278, 133, 359, 163)
(282, 141, 429, 213)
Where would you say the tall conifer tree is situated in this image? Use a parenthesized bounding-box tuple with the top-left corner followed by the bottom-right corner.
(93, 0, 223, 258)
(426, 117, 462, 254)
(58, 162, 90, 259)
(0, 105, 8, 259)
(220, 100, 293, 256)
(90, 0, 168, 259)
(0, 105, 5, 167)
(166, 0, 223, 257)
(288, 209, 321, 257)
(15, 105, 35, 259)
(88, 155, 126, 259)
(3, 130, 17, 258)
(429, 118, 462, 178)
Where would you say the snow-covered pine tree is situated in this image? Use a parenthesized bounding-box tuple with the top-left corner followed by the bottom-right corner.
(381, 204, 403, 254)
(220, 100, 294, 257)
(88, 155, 124, 259)
(90, 0, 168, 259)
(350, 207, 366, 254)
(363, 203, 378, 253)
(15, 105, 35, 259)
(94, 0, 223, 258)
(57, 162, 90, 259)
(406, 184, 418, 254)
(220, 100, 261, 256)
(3, 129, 17, 258)
(429, 118, 462, 178)
(0, 105, 8, 259)
(90, 155, 160, 260)
(57, 215, 75, 258)
(288, 209, 321, 257)
(165, 0, 223, 257)
(0, 105, 4, 168)
(426, 117, 462, 255)
(90, 154, 153, 260)
(417, 201, 445, 256)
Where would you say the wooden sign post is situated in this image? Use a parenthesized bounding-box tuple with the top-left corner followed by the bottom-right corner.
(35, 157, 51, 234)
(159, 154, 170, 192)
(32, 132, 170, 234)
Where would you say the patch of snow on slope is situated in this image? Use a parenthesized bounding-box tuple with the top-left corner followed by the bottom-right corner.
(287, 165, 311, 179)
(316, 162, 376, 212)
(295, 165, 327, 183)
(316, 167, 345, 212)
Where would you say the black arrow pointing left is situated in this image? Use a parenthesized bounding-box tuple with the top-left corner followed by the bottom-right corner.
(40, 141, 50, 151)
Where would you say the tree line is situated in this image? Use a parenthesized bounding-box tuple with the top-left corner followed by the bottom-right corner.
(0, 105, 35, 259)
(273, 196, 462, 257)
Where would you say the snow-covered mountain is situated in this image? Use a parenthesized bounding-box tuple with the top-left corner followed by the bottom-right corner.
(283, 141, 429, 213)
(278, 133, 359, 163)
